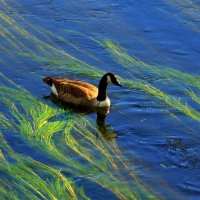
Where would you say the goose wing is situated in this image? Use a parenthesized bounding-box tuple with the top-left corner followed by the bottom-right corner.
(50, 78, 98, 104)
(66, 80, 98, 94)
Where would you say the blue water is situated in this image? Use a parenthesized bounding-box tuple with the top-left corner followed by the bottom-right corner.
(1, 0, 200, 199)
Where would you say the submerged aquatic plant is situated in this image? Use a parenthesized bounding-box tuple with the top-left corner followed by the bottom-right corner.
(1, 1, 199, 199)
(0, 74, 158, 199)
(2, 0, 199, 124)
(187, 90, 200, 105)
(103, 39, 200, 90)
(0, 132, 89, 200)
(102, 39, 200, 122)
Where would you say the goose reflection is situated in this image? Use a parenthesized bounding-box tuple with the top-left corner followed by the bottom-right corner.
(96, 108, 116, 140)
(44, 94, 116, 140)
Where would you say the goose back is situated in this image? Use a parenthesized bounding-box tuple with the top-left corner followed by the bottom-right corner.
(44, 77, 99, 106)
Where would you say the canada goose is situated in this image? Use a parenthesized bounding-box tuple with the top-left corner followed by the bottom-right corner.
(43, 73, 122, 108)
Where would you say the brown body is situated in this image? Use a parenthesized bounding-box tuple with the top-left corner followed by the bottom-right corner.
(43, 73, 122, 108)
(43, 77, 102, 107)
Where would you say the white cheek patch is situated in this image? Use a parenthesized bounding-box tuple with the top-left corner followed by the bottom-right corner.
(51, 84, 58, 96)
(107, 75, 111, 84)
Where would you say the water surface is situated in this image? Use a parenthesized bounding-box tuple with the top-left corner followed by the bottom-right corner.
(0, 0, 200, 199)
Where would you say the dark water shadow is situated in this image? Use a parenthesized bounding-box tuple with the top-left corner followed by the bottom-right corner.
(44, 93, 116, 140)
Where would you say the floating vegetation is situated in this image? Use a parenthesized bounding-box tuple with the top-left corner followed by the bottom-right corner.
(0, 0, 104, 78)
(1, 1, 200, 199)
(0, 132, 89, 200)
(163, 0, 200, 33)
(103, 39, 200, 90)
(0, 74, 158, 199)
(18, 41, 200, 122)
(102, 39, 200, 122)
(2, 0, 200, 123)
(187, 90, 200, 105)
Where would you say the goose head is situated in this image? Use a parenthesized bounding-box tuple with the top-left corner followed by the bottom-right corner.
(104, 72, 122, 87)
(97, 72, 122, 102)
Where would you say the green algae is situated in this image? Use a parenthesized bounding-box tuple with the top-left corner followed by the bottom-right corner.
(0, 73, 159, 199)
(0, 0, 199, 199)
(103, 39, 200, 90)
(187, 90, 200, 105)
(18, 39, 200, 122)
(0, 133, 89, 200)
(16, 32, 200, 123)
(163, 0, 200, 33)
(102, 39, 200, 122)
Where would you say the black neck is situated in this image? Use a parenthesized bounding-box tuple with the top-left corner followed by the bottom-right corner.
(97, 75, 108, 101)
